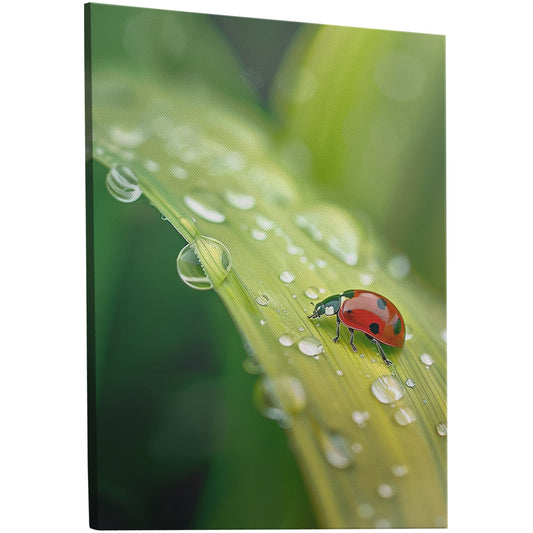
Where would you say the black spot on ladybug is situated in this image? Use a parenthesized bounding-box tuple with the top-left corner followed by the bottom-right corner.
(393, 318, 402, 335)
(347, 309, 352, 313)
(369, 322, 380, 334)
(377, 298, 387, 310)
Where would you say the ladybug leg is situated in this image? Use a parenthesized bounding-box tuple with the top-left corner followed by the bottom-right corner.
(369, 337, 392, 367)
(332, 314, 341, 343)
(348, 328, 358, 352)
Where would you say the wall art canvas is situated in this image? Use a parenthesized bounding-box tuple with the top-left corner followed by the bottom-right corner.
(85, 3, 446, 528)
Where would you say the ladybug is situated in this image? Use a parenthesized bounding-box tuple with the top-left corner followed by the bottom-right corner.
(307, 289, 405, 366)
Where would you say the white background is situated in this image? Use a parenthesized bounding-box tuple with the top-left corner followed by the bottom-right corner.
(2, 1, 531, 532)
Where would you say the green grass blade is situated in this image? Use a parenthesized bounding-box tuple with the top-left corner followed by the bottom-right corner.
(91, 71, 446, 528)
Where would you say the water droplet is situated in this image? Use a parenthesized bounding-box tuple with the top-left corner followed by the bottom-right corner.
(351, 410, 369, 427)
(436, 422, 447, 436)
(388, 254, 410, 278)
(336, 369, 344, 377)
(225, 191, 255, 210)
(318, 431, 353, 469)
(280, 271, 295, 283)
(255, 295, 269, 306)
(184, 193, 225, 223)
(251, 228, 267, 241)
(374, 517, 392, 528)
(420, 353, 434, 366)
(405, 324, 413, 340)
(176, 236, 231, 290)
(351, 442, 363, 454)
(255, 215, 275, 231)
(109, 125, 146, 148)
(295, 204, 363, 265)
(106, 165, 142, 203)
(391, 464, 408, 477)
(286, 244, 300, 255)
(170, 165, 188, 179)
(359, 273, 374, 286)
(357, 503, 374, 519)
(371, 375, 404, 404)
(393, 407, 417, 426)
(298, 337, 323, 356)
(143, 159, 160, 172)
(242, 357, 263, 375)
(377, 483, 395, 498)
(440, 329, 447, 343)
(315, 258, 327, 268)
(405, 378, 416, 388)
(305, 286, 319, 299)
(279, 334, 294, 347)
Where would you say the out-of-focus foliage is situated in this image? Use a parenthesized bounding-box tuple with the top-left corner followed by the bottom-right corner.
(272, 25, 446, 295)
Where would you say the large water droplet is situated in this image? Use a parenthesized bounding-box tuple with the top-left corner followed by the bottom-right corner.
(420, 353, 434, 366)
(225, 190, 255, 210)
(298, 337, 323, 356)
(388, 254, 411, 278)
(377, 483, 395, 498)
(371, 375, 404, 404)
(436, 422, 447, 436)
(294, 204, 363, 265)
(184, 193, 226, 223)
(176, 236, 231, 290)
(106, 165, 142, 203)
(280, 271, 295, 283)
(393, 407, 417, 426)
(305, 286, 319, 299)
(318, 430, 354, 470)
(279, 334, 294, 347)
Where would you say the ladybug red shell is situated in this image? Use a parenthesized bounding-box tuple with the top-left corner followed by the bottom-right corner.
(339, 290, 405, 348)
(307, 289, 405, 366)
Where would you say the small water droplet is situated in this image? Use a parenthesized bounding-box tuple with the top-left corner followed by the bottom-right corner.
(374, 517, 392, 528)
(170, 165, 188, 179)
(279, 334, 294, 347)
(336, 369, 344, 377)
(176, 236, 231, 290)
(143, 159, 160, 172)
(351, 410, 369, 427)
(436, 422, 447, 436)
(255, 215, 275, 231)
(351, 442, 363, 454)
(394, 407, 417, 426)
(225, 191, 255, 210)
(184, 193, 225, 223)
(377, 483, 395, 498)
(371, 375, 404, 404)
(420, 353, 434, 366)
(286, 244, 299, 255)
(388, 254, 410, 278)
(318, 430, 354, 470)
(357, 503, 374, 519)
(280, 271, 295, 283)
(251, 228, 267, 241)
(255, 295, 269, 306)
(405, 378, 416, 388)
(260, 319, 266, 325)
(315, 258, 327, 268)
(440, 329, 447, 343)
(109, 125, 146, 148)
(106, 165, 142, 203)
(405, 324, 413, 340)
(359, 273, 374, 286)
(305, 287, 319, 299)
(391, 464, 408, 477)
(298, 337, 323, 356)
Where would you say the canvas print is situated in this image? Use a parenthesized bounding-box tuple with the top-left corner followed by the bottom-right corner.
(85, 3, 446, 529)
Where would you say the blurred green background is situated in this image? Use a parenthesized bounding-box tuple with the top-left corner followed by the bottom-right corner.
(86, 3, 444, 529)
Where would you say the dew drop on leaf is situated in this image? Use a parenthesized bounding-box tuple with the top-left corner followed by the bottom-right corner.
(298, 337, 323, 356)
(106, 165, 142, 203)
(371, 375, 404, 404)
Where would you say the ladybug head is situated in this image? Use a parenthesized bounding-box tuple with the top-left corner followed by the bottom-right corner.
(307, 293, 342, 319)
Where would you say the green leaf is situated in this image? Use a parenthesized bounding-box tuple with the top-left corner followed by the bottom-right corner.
(271, 25, 446, 294)
(90, 70, 446, 528)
